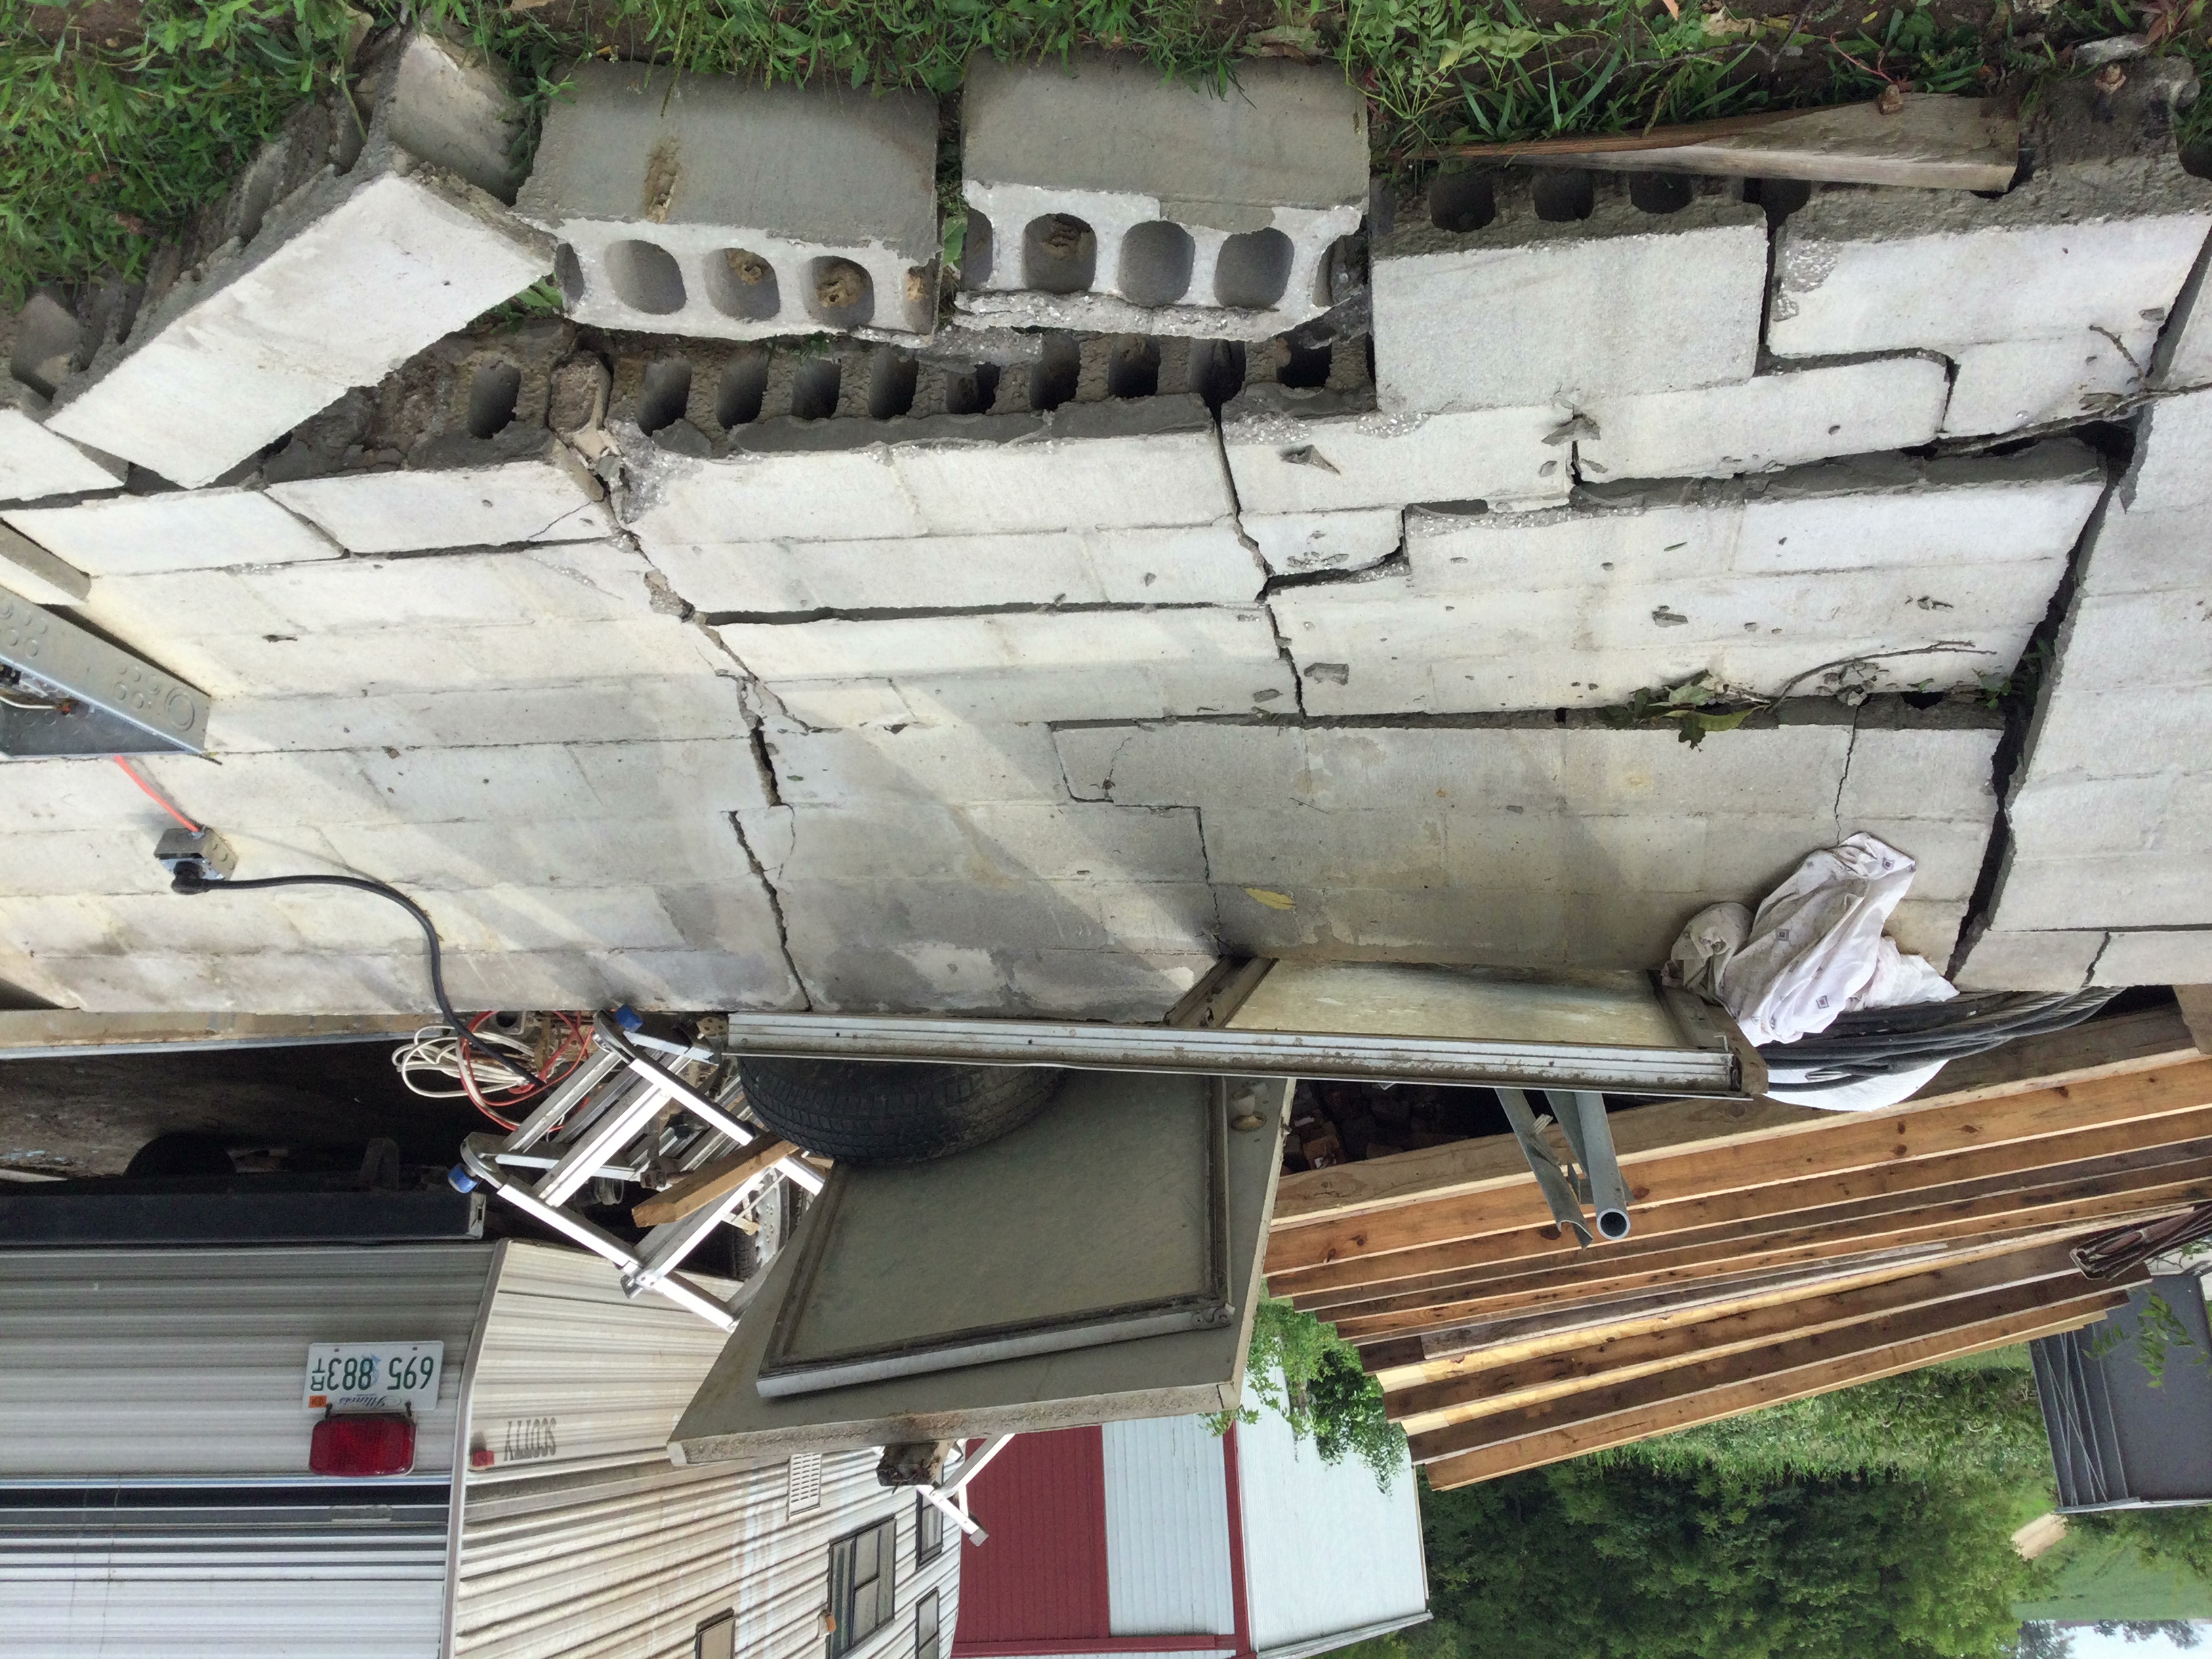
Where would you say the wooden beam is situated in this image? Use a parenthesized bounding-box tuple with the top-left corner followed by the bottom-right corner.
(1432, 95, 2020, 192)
(1323, 1188, 2195, 1342)
(630, 1139, 796, 1227)
(1267, 1059, 2212, 1278)
(1420, 1293, 2127, 1490)
(1386, 1239, 2085, 1429)
(1271, 1008, 2200, 1233)
(1406, 1269, 2131, 1465)
(1279, 1114, 2212, 1300)
(0, 1008, 423, 1054)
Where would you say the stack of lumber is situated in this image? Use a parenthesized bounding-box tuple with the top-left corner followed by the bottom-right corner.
(1262, 1007, 2211, 1490)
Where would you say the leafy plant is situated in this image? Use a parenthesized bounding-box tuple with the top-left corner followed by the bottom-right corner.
(1600, 671, 1767, 747)
(2087, 1289, 2206, 1388)
(1216, 1296, 1408, 1490)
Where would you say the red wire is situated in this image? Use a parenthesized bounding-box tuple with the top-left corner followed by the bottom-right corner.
(112, 756, 201, 832)
(456, 1010, 592, 1132)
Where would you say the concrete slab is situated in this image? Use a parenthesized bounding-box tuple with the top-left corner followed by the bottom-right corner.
(266, 455, 614, 553)
(2093, 930, 2212, 987)
(957, 53, 1367, 341)
(716, 607, 1297, 727)
(1576, 356, 1952, 482)
(1952, 927, 2108, 991)
(0, 410, 123, 505)
(1942, 329, 2159, 436)
(45, 32, 550, 488)
(2154, 228, 2212, 390)
(649, 520, 1262, 614)
(759, 720, 1076, 806)
(1219, 385, 1568, 516)
(1240, 509, 1402, 577)
(518, 63, 940, 342)
(3, 488, 339, 577)
(1372, 173, 1767, 415)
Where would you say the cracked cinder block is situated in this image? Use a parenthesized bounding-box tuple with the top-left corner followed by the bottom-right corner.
(1952, 928, 2109, 991)
(1219, 384, 1568, 518)
(623, 396, 1234, 545)
(2092, 930, 2212, 986)
(200, 680, 748, 755)
(3, 487, 338, 577)
(517, 62, 939, 344)
(266, 453, 613, 553)
(651, 520, 1261, 614)
(1767, 78, 2212, 437)
(956, 52, 1368, 342)
(760, 720, 1076, 806)
(2154, 228, 2212, 389)
(1576, 356, 1952, 483)
(0, 410, 124, 505)
(1272, 445, 2096, 714)
(1372, 170, 1767, 415)
(45, 30, 551, 488)
(716, 607, 1296, 727)
(0, 523, 90, 607)
(1050, 706, 1994, 968)
(1994, 852, 2211, 933)
(1240, 508, 1402, 577)
(2121, 386, 2212, 516)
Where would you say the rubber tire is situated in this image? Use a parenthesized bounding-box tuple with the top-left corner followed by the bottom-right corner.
(733, 1058, 1063, 1166)
(125, 1132, 235, 1178)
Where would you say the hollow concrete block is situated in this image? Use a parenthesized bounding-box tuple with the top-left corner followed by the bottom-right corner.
(1240, 508, 1404, 577)
(0, 411, 124, 506)
(517, 63, 940, 344)
(267, 453, 613, 553)
(45, 30, 551, 488)
(1576, 355, 1952, 483)
(1371, 171, 1767, 415)
(956, 53, 1368, 342)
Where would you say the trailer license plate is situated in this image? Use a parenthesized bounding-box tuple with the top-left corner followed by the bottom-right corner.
(304, 1342, 444, 1414)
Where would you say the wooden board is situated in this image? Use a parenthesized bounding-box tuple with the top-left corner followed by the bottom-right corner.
(631, 1139, 797, 1227)
(1267, 1059, 2212, 1278)
(1420, 1293, 2128, 1490)
(1405, 1268, 2131, 1465)
(1387, 1239, 2084, 1429)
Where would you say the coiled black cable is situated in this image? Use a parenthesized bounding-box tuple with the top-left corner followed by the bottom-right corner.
(1757, 988, 2123, 1090)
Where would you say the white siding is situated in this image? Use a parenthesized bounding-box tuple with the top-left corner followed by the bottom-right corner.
(1102, 1415, 1235, 1637)
(0, 1244, 492, 1479)
(1234, 1401, 1428, 1658)
(451, 1448, 958, 1659)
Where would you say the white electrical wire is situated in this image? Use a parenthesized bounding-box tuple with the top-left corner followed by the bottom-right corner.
(392, 1023, 545, 1100)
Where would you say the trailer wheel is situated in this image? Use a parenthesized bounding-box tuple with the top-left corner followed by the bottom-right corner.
(732, 1058, 1063, 1165)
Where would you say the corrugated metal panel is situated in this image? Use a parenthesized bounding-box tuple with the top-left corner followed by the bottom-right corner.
(452, 1448, 957, 1659)
(0, 1244, 493, 1479)
(956, 1427, 1111, 1645)
(1233, 1399, 1427, 1655)
(1101, 1416, 1234, 1637)
(463, 1242, 738, 1479)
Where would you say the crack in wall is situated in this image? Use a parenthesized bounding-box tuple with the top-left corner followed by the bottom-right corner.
(2081, 929, 2114, 990)
(728, 808, 813, 1011)
(697, 599, 1237, 626)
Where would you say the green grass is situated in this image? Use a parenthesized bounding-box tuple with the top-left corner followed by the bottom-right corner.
(2020, 1525, 2212, 1622)
(3, 0, 2208, 305)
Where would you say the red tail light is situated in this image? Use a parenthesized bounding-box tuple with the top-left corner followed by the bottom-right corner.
(311, 1414, 416, 1477)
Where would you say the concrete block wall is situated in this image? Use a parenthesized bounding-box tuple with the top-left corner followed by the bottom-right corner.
(956, 54, 1368, 342)
(518, 64, 941, 344)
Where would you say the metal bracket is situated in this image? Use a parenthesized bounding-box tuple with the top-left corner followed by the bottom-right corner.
(1, 586, 210, 757)
(912, 1434, 1015, 1544)
(1496, 1087, 1633, 1247)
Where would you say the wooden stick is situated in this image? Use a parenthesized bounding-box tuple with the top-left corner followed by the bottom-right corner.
(1420, 1294, 2128, 1490)
(1428, 108, 1809, 161)
(631, 1139, 796, 1227)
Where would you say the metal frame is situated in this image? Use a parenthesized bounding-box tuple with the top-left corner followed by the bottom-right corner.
(457, 1014, 821, 1330)
(1, 586, 211, 756)
(912, 1435, 1013, 1544)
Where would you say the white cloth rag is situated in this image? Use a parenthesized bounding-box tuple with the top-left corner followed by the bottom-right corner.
(1668, 832, 1956, 1050)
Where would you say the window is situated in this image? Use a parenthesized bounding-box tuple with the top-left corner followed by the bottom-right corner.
(915, 1591, 940, 1659)
(827, 1517, 897, 1657)
(696, 1612, 736, 1659)
(916, 1492, 943, 1565)
(788, 1451, 823, 1517)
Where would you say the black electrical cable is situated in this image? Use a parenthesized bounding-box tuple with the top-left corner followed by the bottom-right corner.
(1757, 988, 2122, 1090)
(171, 871, 536, 1089)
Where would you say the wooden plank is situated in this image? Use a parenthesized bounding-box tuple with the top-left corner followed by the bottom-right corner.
(1433, 96, 2019, 192)
(630, 1139, 796, 1227)
(1324, 1189, 2195, 1342)
(1279, 1111, 2212, 1299)
(1386, 1239, 2084, 1429)
(1406, 1268, 2129, 1465)
(1271, 1008, 2200, 1233)
(0, 1008, 423, 1053)
(1421, 1292, 2128, 1490)
(1267, 1058, 2212, 1277)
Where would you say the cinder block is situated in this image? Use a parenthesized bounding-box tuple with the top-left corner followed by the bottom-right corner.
(957, 53, 1367, 341)
(0, 410, 123, 505)
(1942, 331, 2158, 437)
(622, 397, 1233, 544)
(760, 720, 1075, 806)
(2092, 930, 2212, 987)
(267, 455, 612, 553)
(1372, 171, 1766, 415)
(567, 737, 771, 815)
(1767, 81, 2212, 437)
(2123, 388, 2212, 516)
(323, 813, 757, 892)
(649, 520, 1262, 613)
(2153, 230, 2212, 390)
(718, 607, 1296, 727)
(1219, 384, 1568, 516)
(4, 487, 338, 577)
(1952, 927, 2106, 991)
(45, 30, 550, 488)
(1995, 851, 2212, 932)
(2055, 589, 2212, 692)
(517, 63, 939, 343)
(1240, 508, 1402, 577)
(201, 680, 748, 754)
(0, 522, 89, 606)
(1576, 356, 1951, 483)
(2020, 684, 2212, 783)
